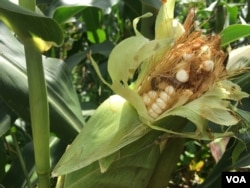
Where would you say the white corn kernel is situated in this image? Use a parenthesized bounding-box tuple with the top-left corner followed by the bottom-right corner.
(151, 103, 163, 114)
(159, 91, 170, 102)
(183, 53, 194, 61)
(176, 69, 189, 83)
(142, 94, 151, 105)
(203, 60, 214, 72)
(148, 108, 158, 118)
(156, 98, 166, 110)
(201, 45, 209, 53)
(165, 85, 175, 95)
(148, 90, 158, 99)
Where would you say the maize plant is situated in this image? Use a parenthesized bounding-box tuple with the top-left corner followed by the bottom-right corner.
(53, 0, 250, 180)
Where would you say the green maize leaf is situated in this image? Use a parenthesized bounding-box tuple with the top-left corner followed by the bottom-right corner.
(232, 139, 246, 165)
(80, 7, 107, 43)
(52, 95, 150, 176)
(0, 0, 63, 51)
(237, 108, 250, 125)
(233, 72, 250, 93)
(0, 115, 10, 137)
(226, 4, 238, 25)
(53, 6, 86, 24)
(51, 0, 119, 24)
(221, 24, 250, 46)
(0, 104, 11, 137)
(0, 23, 83, 142)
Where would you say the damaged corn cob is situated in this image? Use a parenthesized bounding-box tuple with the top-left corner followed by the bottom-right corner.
(90, 0, 248, 130)
(137, 10, 227, 118)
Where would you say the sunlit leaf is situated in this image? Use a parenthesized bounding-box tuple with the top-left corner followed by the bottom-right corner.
(52, 0, 119, 24)
(52, 95, 149, 176)
(155, 0, 184, 39)
(221, 24, 250, 46)
(108, 36, 149, 83)
(226, 45, 250, 72)
(0, 1, 63, 51)
(0, 101, 12, 137)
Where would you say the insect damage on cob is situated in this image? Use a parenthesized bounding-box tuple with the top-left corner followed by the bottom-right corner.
(137, 10, 228, 119)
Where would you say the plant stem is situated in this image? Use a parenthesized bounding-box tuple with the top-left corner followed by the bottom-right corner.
(215, 2, 225, 33)
(11, 127, 32, 188)
(24, 41, 50, 188)
(19, 1, 50, 187)
(146, 117, 187, 188)
(147, 138, 185, 188)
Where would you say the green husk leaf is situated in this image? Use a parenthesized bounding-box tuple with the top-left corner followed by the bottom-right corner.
(99, 152, 120, 173)
(226, 45, 250, 72)
(107, 36, 149, 83)
(62, 141, 160, 188)
(133, 12, 153, 36)
(155, 0, 184, 39)
(89, 56, 152, 122)
(108, 12, 161, 84)
(52, 95, 150, 176)
(144, 80, 248, 140)
(133, 38, 174, 69)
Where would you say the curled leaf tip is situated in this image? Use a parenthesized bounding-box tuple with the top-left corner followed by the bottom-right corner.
(133, 12, 153, 36)
(31, 34, 53, 52)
